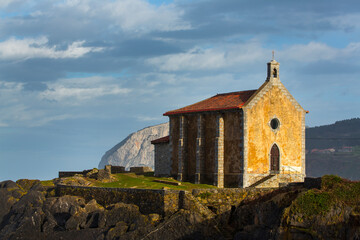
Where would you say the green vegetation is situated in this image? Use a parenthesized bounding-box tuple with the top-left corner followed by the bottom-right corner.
(40, 180, 55, 187)
(290, 175, 360, 218)
(197, 192, 213, 199)
(293, 190, 331, 216)
(41, 172, 216, 190)
(94, 173, 216, 190)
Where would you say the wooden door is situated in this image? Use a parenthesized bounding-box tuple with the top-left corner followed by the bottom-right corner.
(270, 144, 280, 173)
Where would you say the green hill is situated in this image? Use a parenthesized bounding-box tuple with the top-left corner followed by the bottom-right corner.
(306, 118, 360, 180)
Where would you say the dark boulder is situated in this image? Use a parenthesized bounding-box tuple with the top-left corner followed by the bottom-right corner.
(0, 180, 25, 224)
(16, 179, 41, 191)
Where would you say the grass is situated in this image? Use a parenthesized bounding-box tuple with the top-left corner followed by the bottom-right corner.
(40, 180, 55, 187)
(93, 173, 217, 190)
(40, 172, 216, 191)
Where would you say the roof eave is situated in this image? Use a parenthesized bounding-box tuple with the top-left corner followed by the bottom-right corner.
(163, 105, 244, 116)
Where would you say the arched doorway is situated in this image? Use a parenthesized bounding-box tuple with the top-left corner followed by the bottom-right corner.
(270, 144, 280, 173)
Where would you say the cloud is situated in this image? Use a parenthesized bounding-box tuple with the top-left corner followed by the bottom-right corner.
(147, 40, 266, 71)
(0, 36, 104, 60)
(0, 0, 19, 8)
(104, 0, 191, 33)
(55, 0, 190, 34)
(281, 41, 360, 62)
(0, 76, 132, 127)
(39, 76, 131, 103)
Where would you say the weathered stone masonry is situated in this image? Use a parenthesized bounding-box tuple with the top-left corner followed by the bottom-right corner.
(214, 115, 224, 188)
(156, 58, 307, 188)
(178, 115, 187, 181)
(195, 114, 204, 184)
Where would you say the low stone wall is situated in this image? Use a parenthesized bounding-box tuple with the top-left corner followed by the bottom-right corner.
(55, 185, 179, 216)
(130, 166, 153, 173)
(304, 177, 322, 189)
(58, 171, 84, 178)
(109, 166, 126, 174)
(191, 188, 276, 214)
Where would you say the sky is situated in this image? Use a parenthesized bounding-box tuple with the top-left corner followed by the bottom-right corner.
(1, 0, 360, 181)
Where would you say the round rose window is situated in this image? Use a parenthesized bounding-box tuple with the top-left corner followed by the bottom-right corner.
(270, 118, 280, 130)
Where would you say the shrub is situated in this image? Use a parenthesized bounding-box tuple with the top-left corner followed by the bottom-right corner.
(321, 175, 343, 190)
(293, 189, 331, 216)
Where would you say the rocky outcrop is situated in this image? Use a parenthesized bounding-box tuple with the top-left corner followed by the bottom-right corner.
(0, 179, 223, 240)
(0, 180, 161, 240)
(99, 122, 169, 170)
(0, 176, 359, 240)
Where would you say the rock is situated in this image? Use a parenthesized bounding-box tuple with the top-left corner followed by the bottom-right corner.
(96, 169, 112, 181)
(65, 211, 87, 230)
(0, 180, 25, 224)
(136, 209, 222, 240)
(147, 213, 161, 225)
(0, 180, 19, 189)
(0, 188, 46, 240)
(54, 176, 93, 186)
(99, 122, 169, 170)
(41, 212, 58, 233)
(85, 199, 104, 213)
(86, 168, 99, 179)
(105, 203, 146, 228)
(105, 221, 128, 240)
(84, 210, 106, 229)
(104, 165, 111, 174)
(228, 189, 301, 239)
(46, 228, 105, 240)
(47, 195, 86, 215)
(16, 179, 41, 191)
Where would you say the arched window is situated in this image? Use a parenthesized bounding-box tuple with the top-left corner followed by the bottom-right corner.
(273, 68, 277, 78)
(270, 144, 280, 173)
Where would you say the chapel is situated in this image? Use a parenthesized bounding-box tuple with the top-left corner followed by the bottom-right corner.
(152, 58, 307, 188)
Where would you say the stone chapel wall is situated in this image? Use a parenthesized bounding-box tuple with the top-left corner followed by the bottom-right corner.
(244, 83, 305, 187)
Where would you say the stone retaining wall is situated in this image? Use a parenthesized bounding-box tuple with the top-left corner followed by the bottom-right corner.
(56, 185, 179, 216)
(55, 185, 280, 217)
(191, 188, 276, 214)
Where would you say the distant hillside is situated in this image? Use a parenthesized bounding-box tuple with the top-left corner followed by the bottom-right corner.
(306, 118, 360, 150)
(306, 118, 360, 180)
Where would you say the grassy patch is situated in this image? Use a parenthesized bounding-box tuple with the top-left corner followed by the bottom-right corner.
(197, 192, 213, 199)
(93, 173, 217, 190)
(40, 180, 55, 187)
(289, 175, 360, 218)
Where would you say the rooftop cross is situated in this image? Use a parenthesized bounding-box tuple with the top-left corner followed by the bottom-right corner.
(272, 50, 275, 60)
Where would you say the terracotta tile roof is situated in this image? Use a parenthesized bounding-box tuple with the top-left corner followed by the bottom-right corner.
(151, 135, 170, 144)
(164, 90, 257, 116)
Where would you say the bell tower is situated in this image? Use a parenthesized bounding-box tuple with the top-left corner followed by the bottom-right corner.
(266, 51, 280, 82)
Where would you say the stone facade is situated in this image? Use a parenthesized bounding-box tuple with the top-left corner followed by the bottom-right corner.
(153, 142, 171, 177)
(242, 60, 306, 187)
(155, 59, 307, 188)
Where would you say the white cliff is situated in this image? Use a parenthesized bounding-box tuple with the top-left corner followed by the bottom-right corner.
(98, 122, 169, 170)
